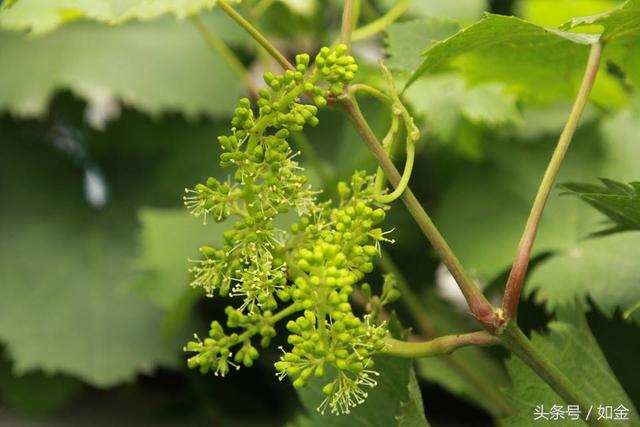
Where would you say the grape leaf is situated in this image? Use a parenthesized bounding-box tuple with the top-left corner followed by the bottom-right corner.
(385, 18, 460, 73)
(432, 107, 640, 284)
(385, 19, 526, 151)
(561, 0, 640, 41)
(500, 307, 638, 426)
(433, 134, 600, 283)
(404, 74, 522, 141)
(560, 179, 640, 230)
(398, 370, 430, 427)
(526, 232, 640, 323)
(0, 102, 225, 386)
(0, 17, 243, 118)
(405, 13, 627, 107)
(0, 0, 237, 34)
(132, 205, 300, 308)
(518, 0, 620, 28)
(405, 14, 595, 98)
(131, 208, 220, 309)
(561, 0, 640, 91)
(0, 194, 177, 387)
(296, 356, 430, 427)
(406, 0, 487, 23)
(510, 101, 599, 142)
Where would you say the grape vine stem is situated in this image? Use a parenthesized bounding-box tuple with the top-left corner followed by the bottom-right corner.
(341, 94, 498, 331)
(341, 0, 355, 50)
(216, 0, 295, 72)
(351, 0, 409, 42)
(502, 41, 603, 320)
(385, 332, 500, 358)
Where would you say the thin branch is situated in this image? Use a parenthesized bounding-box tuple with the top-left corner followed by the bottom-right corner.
(341, 94, 499, 332)
(341, 0, 356, 49)
(352, 0, 409, 42)
(190, 15, 259, 100)
(386, 332, 501, 358)
(349, 83, 392, 105)
(502, 42, 603, 320)
(216, 0, 295, 72)
(352, 0, 362, 32)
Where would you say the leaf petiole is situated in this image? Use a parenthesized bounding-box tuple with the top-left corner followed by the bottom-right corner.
(502, 41, 603, 320)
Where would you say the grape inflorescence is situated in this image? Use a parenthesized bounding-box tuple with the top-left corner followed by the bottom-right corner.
(182, 45, 398, 415)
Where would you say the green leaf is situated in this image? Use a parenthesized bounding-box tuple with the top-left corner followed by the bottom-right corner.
(0, 0, 238, 34)
(560, 179, 640, 230)
(0, 18, 243, 118)
(526, 232, 640, 323)
(433, 136, 597, 283)
(404, 74, 522, 140)
(131, 208, 222, 309)
(562, 0, 640, 91)
(0, 188, 177, 386)
(398, 370, 430, 427)
(384, 18, 523, 154)
(406, 14, 595, 99)
(405, 13, 627, 107)
(500, 307, 639, 426)
(510, 101, 599, 142)
(376, 0, 487, 23)
(406, 0, 487, 23)
(385, 18, 460, 73)
(560, 0, 640, 41)
(519, 0, 620, 28)
(132, 205, 299, 336)
(432, 110, 640, 283)
(297, 356, 430, 427)
(0, 209, 177, 387)
(0, 104, 224, 386)
(284, 415, 316, 427)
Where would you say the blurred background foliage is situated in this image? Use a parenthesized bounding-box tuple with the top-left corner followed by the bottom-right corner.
(0, 0, 638, 426)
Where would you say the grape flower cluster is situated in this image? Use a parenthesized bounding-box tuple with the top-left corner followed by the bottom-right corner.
(182, 45, 398, 415)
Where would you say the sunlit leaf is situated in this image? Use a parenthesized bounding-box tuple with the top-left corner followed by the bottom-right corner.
(518, 0, 620, 28)
(0, 0, 238, 34)
(385, 18, 460, 73)
(405, 13, 627, 107)
(561, 0, 640, 91)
